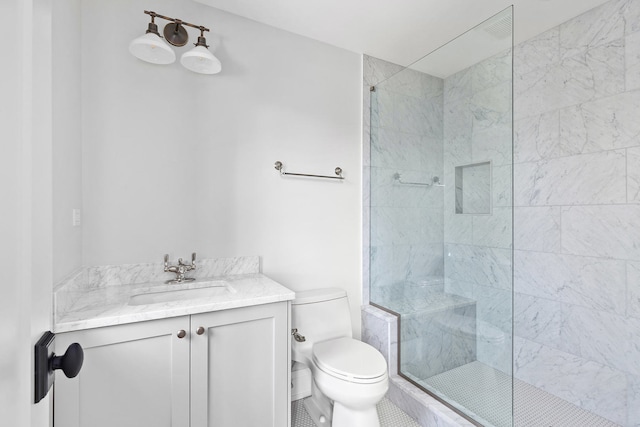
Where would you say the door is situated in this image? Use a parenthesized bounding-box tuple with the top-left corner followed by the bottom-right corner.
(54, 316, 190, 427)
(190, 303, 289, 427)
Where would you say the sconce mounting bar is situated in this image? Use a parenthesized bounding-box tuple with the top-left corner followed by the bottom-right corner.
(144, 10, 210, 33)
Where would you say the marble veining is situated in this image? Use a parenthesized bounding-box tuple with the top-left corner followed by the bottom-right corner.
(54, 256, 292, 333)
(444, 67, 473, 104)
(54, 273, 294, 333)
(362, 305, 474, 426)
(627, 0, 640, 35)
(473, 285, 511, 332)
(444, 244, 512, 290)
(514, 149, 627, 206)
(559, 0, 626, 59)
(514, 293, 563, 348)
(387, 375, 475, 427)
(366, 1, 640, 425)
(443, 214, 473, 246)
(469, 81, 512, 136)
(362, 305, 398, 375)
(515, 39, 625, 120)
(628, 373, 640, 426)
(514, 27, 560, 77)
(628, 261, 640, 319)
(559, 91, 640, 155)
(514, 110, 560, 163)
(471, 207, 512, 249)
(492, 165, 512, 208)
(514, 250, 626, 315)
(561, 204, 640, 260)
(514, 337, 627, 425)
(442, 47, 514, 380)
(363, 55, 404, 88)
(627, 146, 640, 203)
(510, 2, 640, 422)
(559, 304, 640, 376)
(69, 256, 260, 289)
(471, 48, 512, 94)
(514, 207, 562, 252)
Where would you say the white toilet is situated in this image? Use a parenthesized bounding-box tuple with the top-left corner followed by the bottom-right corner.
(291, 288, 389, 427)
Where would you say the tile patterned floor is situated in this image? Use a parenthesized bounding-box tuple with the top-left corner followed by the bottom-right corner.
(412, 361, 620, 427)
(293, 362, 621, 427)
(292, 397, 421, 427)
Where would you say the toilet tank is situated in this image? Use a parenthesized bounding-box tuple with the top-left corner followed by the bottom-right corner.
(292, 288, 353, 352)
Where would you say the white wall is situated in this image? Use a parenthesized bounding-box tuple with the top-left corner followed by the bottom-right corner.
(0, 0, 30, 423)
(67, 0, 363, 333)
(1, 0, 53, 425)
(52, 0, 82, 283)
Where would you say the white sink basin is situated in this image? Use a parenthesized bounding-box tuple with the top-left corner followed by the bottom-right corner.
(128, 281, 235, 306)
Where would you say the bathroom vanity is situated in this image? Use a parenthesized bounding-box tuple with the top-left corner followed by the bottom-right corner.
(53, 259, 294, 427)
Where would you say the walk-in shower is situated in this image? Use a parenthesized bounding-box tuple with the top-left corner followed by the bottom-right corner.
(367, 2, 639, 425)
(368, 7, 514, 426)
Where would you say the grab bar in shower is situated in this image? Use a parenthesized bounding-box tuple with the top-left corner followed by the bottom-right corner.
(274, 161, 344, 180)
(393, 173, 444, 187)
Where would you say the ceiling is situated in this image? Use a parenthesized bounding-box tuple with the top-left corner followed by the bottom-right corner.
(193, 0, 611, 70)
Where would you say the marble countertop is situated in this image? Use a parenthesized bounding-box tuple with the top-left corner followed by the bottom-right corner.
(54, 273, 295, 333)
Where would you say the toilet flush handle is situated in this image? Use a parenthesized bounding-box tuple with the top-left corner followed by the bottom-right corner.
(291, 328, 306, 342)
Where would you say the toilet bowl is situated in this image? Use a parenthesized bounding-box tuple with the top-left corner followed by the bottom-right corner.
(292, 288, 389, 427)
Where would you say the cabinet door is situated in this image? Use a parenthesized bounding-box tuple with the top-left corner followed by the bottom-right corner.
(54, 316, 190, 427)
(191, 302, 290, 427)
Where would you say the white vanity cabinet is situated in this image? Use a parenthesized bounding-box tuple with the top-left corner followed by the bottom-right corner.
(54, 302, 290, 427)
(54, 315, 191, 427)
(190, 302, 290, 427)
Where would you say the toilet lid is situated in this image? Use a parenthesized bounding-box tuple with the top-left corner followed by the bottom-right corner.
(312, 337, 387, 384)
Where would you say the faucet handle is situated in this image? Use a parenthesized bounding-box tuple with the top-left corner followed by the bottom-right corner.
(185, 252, 196, 271)
(291, 328, 306, 342)
(177, 253, 196, 270)
(163, 254, 170, 270)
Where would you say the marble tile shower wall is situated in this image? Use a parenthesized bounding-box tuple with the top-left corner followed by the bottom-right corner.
(364, 1, 640, 423)
(442, 46, 513, 376)
(512, 0, 640, 425)
(366, 56, 446, 305)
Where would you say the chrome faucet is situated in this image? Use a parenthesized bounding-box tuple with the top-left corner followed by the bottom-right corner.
(164, 253, 197, 283)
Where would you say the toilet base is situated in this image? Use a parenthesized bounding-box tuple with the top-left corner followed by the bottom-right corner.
(332, 401, 381, 427)
(302, 382, 382, 427)
(303, 396, 332, 427)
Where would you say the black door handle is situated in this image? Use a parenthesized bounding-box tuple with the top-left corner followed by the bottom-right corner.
(35, 331, 85, 403)
(51, 343, 84, 378)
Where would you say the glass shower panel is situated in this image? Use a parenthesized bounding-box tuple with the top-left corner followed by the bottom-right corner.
(369, 7, 513, 427)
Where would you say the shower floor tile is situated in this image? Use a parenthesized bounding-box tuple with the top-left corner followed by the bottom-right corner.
(405, 361, 620, 427)
(292, 396, 421, 427)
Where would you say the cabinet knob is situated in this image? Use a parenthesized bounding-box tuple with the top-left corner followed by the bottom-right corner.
(177, 330, 187, 339)
(196, 326, 205, 335)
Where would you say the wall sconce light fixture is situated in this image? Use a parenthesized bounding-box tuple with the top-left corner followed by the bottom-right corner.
(129, 10, 222, 75)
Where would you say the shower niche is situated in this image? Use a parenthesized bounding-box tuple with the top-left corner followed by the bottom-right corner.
(454, 161, 491, 215)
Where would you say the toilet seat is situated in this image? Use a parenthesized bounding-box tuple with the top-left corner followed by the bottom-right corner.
(312, 337, 387, 384)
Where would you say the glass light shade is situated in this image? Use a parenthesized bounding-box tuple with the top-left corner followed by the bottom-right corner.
(129, 33, 176, 65)
(180, 46, 222, 74)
